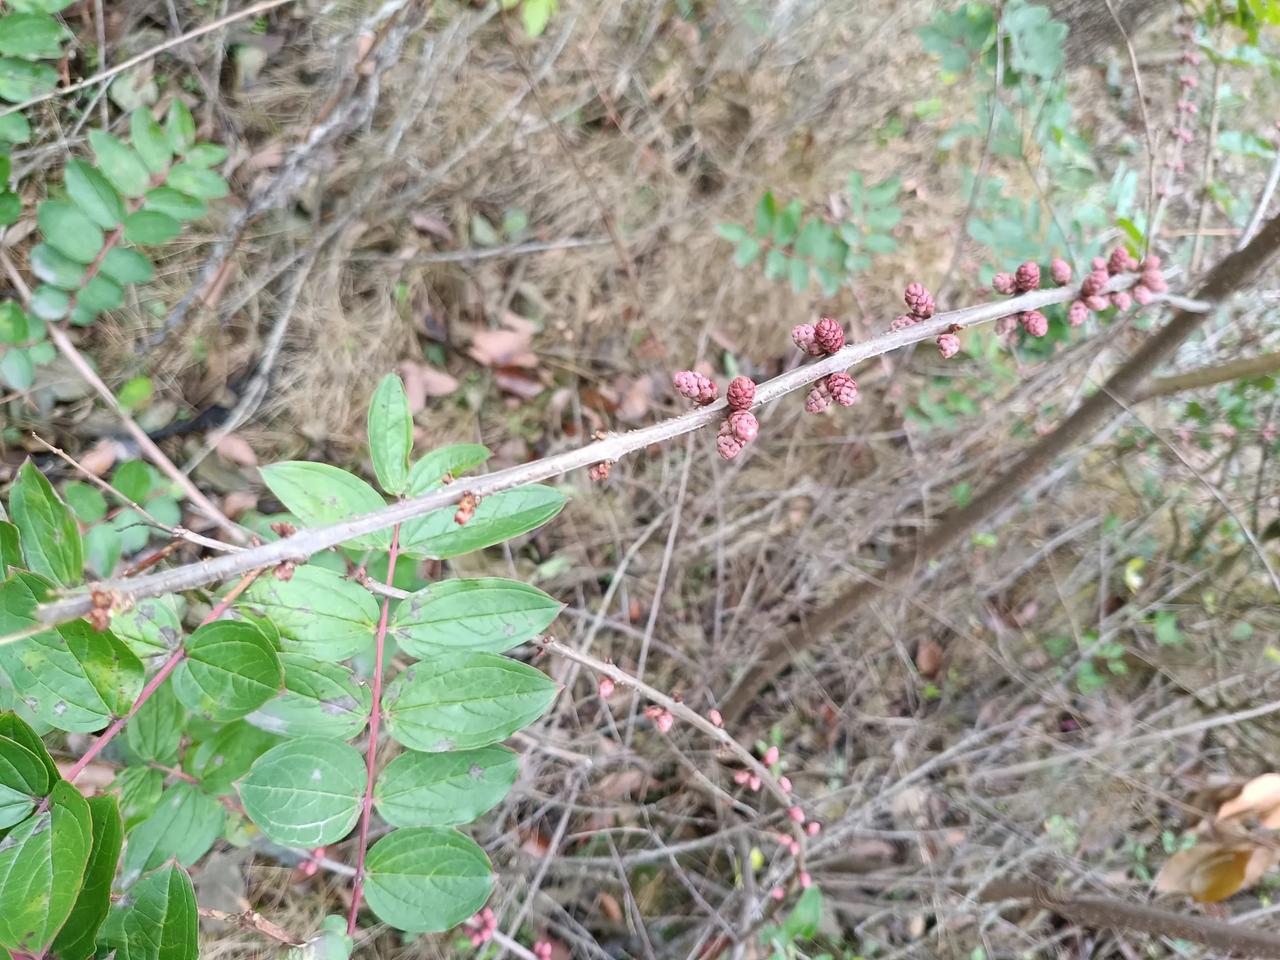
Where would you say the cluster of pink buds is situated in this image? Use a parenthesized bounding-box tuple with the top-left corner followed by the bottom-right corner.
(990, 261, 1050, 339)
(793, 316, 860, 415)
(644, 704, 674, 733)
(673, 370, 718, 405)
(534, 941, 553, 960)
(805, 371, 859, 413)
(1068, 246, 1166, 324)
(734, 768, 763, 792)
(717, 375, 759, 460)
(598, 676, 615, 699)
(1161, 15, 1201, 196)
(465, 908, 497, 947)
(890, 282, 935, 331)
(587, 461, 613, 482)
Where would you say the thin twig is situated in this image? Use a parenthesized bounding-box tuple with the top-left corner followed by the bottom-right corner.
(1136, 349, 1280, 401)
(1103, 0, 1157, 243)
(1242, 149, 1280, 248)
(346, 526, 401, 935)
(34, 271, 1171, 628)
(198, 908, 304, 947)
(0, 0, 299, 120)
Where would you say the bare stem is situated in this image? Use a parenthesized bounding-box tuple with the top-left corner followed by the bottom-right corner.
(35, 271, 1176, 629)
(346, 525, 400, 936)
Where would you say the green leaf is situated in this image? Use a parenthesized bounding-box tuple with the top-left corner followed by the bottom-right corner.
(0, 711, 57, 784)
(779, 885, 823, 940)
(0, 347, 32, 390)
(182, 142, 227, 167)
(125, 681, 184, 765)
(259, 462, 390, 550)
(363, 827, 492, 932)
(755, 192, 778, 235)
(111, 595, 183, 662)
(9, 460, 81, 585)
(165, 99, 196, 154)
(0, 604, 143, 732)
(0, 303, 26, 343)
(733, 236, 762, 267)
(714, 223, 749, 244)
(0, 13, 68, 58)
(391, 578, 562, 656)
(124, 209, 180, 245)
(64, 158, 124, 229)
(237, 564, 379, 660)
(0, 190, 18, 225)
(0, 57, 56, 102)
(0, 523, 20, 577)
(247, 654, 371, 740)
(110, 765, 162, 831)
(99, 863, 198, 960)
(374, 746, 517, 827)
(130, 107, 172, 174)
(31, 242, 87, 289)
(89, 129, 151, 197)
(238, 738, 365, 846)
(78, 274, 124, 314)
(773, 199, 803, 245)
(183, 720, 280, 796)
(383, 652, 556, 752)
(165, 162, 228, 200)
(0, 731, 48, 828)
(788, 256, 809, 292)
(29, 283, 69, 321)
(521, 0, 556, 37)
(0, 780, 91, 954)
(100, 247, 154, 285)
(368, 373, 413, 495)
(37, 200, 104, 264)
(173, 619, 282, 721)
(399, 485, 565, 559)
(84, 525, 121, 578)
(48, 794, 123, 960)
(0, 110, 29, 143)
(406, 444, 491, 494)
(1154, 610, 1183, 646)
(120, 782, 222, 885)
(143, 186, 205, 221)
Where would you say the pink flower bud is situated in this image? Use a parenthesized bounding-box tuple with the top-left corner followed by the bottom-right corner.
(805, 383, 831, 414)
(788, 838, 800, 857)
(1050, 258, 1072, 285)
(1020, 310, 1048, 337)
(779, 775, 793, 793)
(598, 676, 615, 699)
(1107, 246, 1138, 275)
(1091, 256, 1107, 271)
(673, 370, 717, 405)
(734, 769, 750, 785)
(763, 745, 779, 765)
(1142, 271, 1168, 293)
(936, 333, 961, 359)
(728, 410, 759, 443)
(749, 774, 762, 792)
(992, 272, 1016, 295)
(1081, 269, 1108, 297)
(1068, 300, 1088, 327)
(770, 887, 785, 901)
(534, 942, 553, 960)
(709, 708, 723, 727)
(813, 316, 846, 353)
(1014, 261, 1040, 292)
(726, 375, 755, 410)
(799, 871, 813, 889)
(890, 313, 917, 332)
(788, 806, 806, 824)
(1132, 284, 1154, 305)
(904, 282, 935, 319)
(1085, 294, 1110, 312)
(1180, 73, 1198, 89)
(806, 821, 821, 836)
(656, 710, 673, 733)
(1142, 254, 1162, 269)
(1182, 50, 1202, 65)
(1110, 290, 1132, 312)
(995, 315, 1017, 337)
(826, 372, 858, 406)
(717, 434, 745, 461)
(791, 323, 819, 355)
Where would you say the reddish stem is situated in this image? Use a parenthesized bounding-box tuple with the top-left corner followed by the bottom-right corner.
(347, 525, 401, 935)
(61, 567, 266, 788)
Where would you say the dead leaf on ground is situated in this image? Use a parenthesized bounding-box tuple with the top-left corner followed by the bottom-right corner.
(222, 490, 259, 519)
(1218, 773, 1280, 828)
(399, 360, 458, 411)
(410, 211, 455, 244)
(494, 369, 544, 400)
(916, 639, 945, 677)
(1155, 843, 1277, 903)
(470, 328, 537, 368)
(79, 440, 118, 477)
(616, 376, 653, 423)
(216, 434, 258, 467)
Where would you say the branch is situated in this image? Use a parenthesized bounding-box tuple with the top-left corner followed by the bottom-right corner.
(978, 880, 1280, 958)
(1136, 350, 1280, 401)
(346, 525, 400, 935)
(34, 273, 1166, 628)
(720, 214, 1280, 723)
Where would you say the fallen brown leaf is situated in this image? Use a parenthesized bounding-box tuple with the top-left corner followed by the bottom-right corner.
(398, 360, 458, 411)
(79, 440, 118, 477)
(493, 369, 544, 400)
(616, 376, 653, 423)
(1155, 843, 1278, 903)
(470, 328, 537, 368)
(916, 639, 945, 677)
(1218, 774, 1280, 828)
(215, 434, 258, 467)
